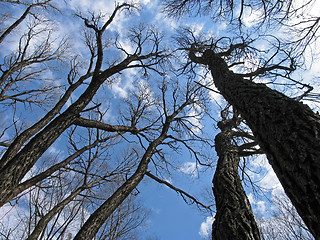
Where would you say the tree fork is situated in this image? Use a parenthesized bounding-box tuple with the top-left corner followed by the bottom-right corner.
(190, 49, 320, 239)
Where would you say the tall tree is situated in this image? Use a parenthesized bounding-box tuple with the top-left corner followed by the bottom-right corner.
(0, 2, 213, 239)
(188, 42, 320, 238)
(164, 0, 320, 236)
(212, 106, 261, 239)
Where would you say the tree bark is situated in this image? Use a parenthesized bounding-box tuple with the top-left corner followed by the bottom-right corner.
(191, 49, 320, 239)
(212, 118, 260, 240)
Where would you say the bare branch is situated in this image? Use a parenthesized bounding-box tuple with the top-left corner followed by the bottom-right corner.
(146, 171, 213, 211)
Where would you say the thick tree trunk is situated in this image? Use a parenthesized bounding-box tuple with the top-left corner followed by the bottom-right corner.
(192, 50, 320, 239)
(212, 119, 260, 240)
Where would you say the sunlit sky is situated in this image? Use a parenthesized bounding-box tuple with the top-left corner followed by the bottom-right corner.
(1, 0, 320, 239)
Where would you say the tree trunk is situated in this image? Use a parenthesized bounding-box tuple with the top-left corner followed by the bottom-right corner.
(73, 119, 171, 240)
(0, 59, 137, 206)
(73, 101, 190, 239)
(192, 50, 320, 239)
(27, 187, 83, 240)
(212, 118, 260, 240)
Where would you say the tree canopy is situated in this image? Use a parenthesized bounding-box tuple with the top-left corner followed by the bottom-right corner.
(0, 0, 319, 239)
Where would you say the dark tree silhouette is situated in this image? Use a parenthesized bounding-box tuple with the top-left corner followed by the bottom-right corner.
(73, 82, 205, 239)
(189, 43, 320, 239)
(0, 2, 168, 206)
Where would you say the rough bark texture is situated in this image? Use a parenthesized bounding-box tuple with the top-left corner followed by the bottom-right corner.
(195, 50, 320, 239)
(212, 119, 260, 240)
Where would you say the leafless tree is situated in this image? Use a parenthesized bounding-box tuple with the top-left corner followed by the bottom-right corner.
(211, 105, 261, 239)
(178, 29, 320, 238)
(0, 2, 216, 239)
(162, 1, 320, 237)
(73, 76, 210, 239)
(258, 192, 314, 240)
(162, 0, 300, 25)
(0, 100, 151, 240)
(0, 0, 68, 151)
(0, 2, 169, 207)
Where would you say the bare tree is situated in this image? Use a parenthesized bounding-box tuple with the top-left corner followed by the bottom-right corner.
(0, 2, 216, 239)
(73, 78, 208, 239)
(162, 0, 299, 25)
(258, 192, 314, 240)
(212, 105, 261, 239)
(0, 2, 169, 207)
(0, 103, 150, 240)
(162, 0, 320, 237)
(185, 34, 320, 238)
(0, 0, 58, 44)
(0, 0, 68, 151)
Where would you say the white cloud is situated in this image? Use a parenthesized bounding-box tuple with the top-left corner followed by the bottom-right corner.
(256, 200, 266, 214)
(247, 192, 255, 204)
(179, 162, 201, 177)
(154, 11, 177, 30)
(242, 8, 263, 27)
(247, 193, 266, 214)
(110, 68, 137, 98)
(199, 216, 214, 239)
(249, 155, 282, 191)
(68, 0, 115, 14)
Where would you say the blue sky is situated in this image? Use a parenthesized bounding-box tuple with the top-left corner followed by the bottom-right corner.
(1, 0, 320, 239)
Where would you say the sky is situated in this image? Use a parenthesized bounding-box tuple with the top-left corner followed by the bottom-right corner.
(0, 0, 320, 239)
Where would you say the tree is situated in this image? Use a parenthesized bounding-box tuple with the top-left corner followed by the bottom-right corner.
(163, 0, 297, 26)
(163, 0, 320, 237)
(0, 2, 214, 239)
(0, 2, 168, 206)
(212, 105, 261, 239)
(188, 40, 320, 238)
(258, 192, 314, 240)
(73, 79, 207, 239)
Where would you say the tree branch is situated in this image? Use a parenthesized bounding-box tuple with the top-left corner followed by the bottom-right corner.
(146, 171, 213, 211)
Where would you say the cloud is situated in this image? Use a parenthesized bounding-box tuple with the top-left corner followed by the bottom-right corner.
(179, 162, 201, 177)
(68, 0, 114, 14)
(256, 200, 266, 214)
(247, 192, 267, 215)
(247, 192, 255, 204)
(110, 68, 137, 98)
(199, 216, 214, 239)
(249, 155, 283, 193)
(242, 8, 263, 27)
